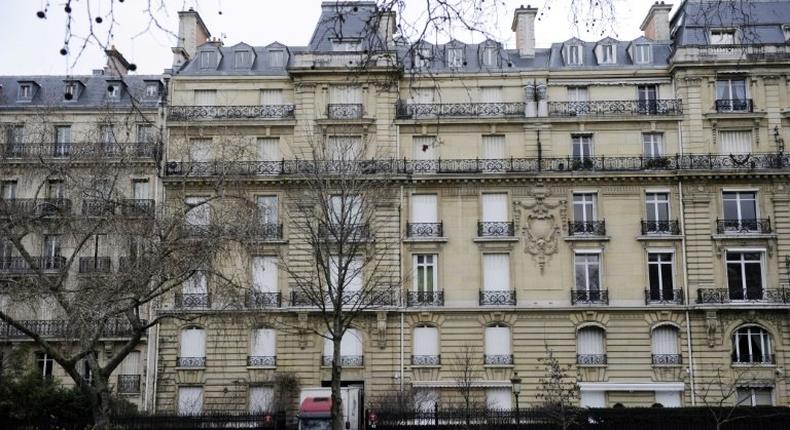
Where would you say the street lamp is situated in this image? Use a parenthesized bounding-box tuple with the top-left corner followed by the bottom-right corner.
(511, 371, 522, 425)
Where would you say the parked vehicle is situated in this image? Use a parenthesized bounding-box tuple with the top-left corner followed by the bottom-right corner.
(298, 387, 363, 430)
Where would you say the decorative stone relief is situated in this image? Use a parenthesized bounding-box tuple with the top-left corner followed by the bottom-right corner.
(297, 312, 309, 349)
(705, 310, 719, 348)
(514, 186, 566, 273)
(373, 311, 388, 349)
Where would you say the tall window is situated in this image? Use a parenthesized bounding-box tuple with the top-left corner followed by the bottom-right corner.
(647, 252, 674, 301)
(252, 256, 278, 294)
(412, 326, 440, 365)
(64, 83, 77, 101)
(577, 327, 605, 364)
(483, 254, 510, 292)
(199, 50, 216, 68)
(178, 386, 204, 415)
(132, 180, 150, 201)
(322, 328, 363, 365)
(179, 327, 206, 366)
(571, 135, 593, 160)
(249, 386, 274, 413)
(5, 125, 25, 155)
(480, 87, 503, 103)
(269, 50, 285, 68)
(55, 125, 71, 157)
(732, 326, 773, 364)
(329, 86, 362, 105)
(710, 29, 736, 45)
(414, 254, 437, 294)
(327, 135, 362, 161)
(736, 388, 773, 406)
(652, 325, 680, 364)
(137, 125, 154, 144)
(486, 388, 512, 410)
(193, 89, 216, 106)
(600, 44, 616, 64)
(257, 137, 280, 161)
(645, 192, 670, 224)
(566, 45, 583, 65)
(250, 328, 277, 366)
(189, 139, 211, 162)
(726, 251, 764, 300)
(106, 83, 121, 101)
(330, 255, 363, 293)
(716, 79, 748, 111)
(573, 193, 597, 223)
(18, 83, 33, 101)
(256, 196, 279, 226)
(43, 235, 61, 269)
(567, 87, 588, 102)
(722, 191, 758, 231)
(574, 253, 601, 297)
(643, 133, 664, 158)
(36, 352, 54, 379)
(410, 194, 438, 225)
(183, 271, 208, 299)
(260, 89, 283, 106)
(234, 50, 251, 68)
(413, 47, 432, 69)
(412, 136, 437, 165)
(118, 351, 140, 377)
(481, 193, 508, 223)
(719, 130, 752, 154)
(482, 46, 498, 67)
(634, 44, 651, 63)
(1, 180, 17, 200)
(484, 324, 512, 364)
(447, 47, 464, 67)
(329, 194, 362, 227)
(638, 85, 658, 114)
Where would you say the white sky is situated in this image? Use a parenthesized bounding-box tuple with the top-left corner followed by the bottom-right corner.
(0, 0, 679, 76)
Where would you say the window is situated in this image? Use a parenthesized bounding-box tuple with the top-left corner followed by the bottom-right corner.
(648, 253, 674, 301)
(643, 133, 664, 157)
(710, 29, 736, 45)
(329, 255, 363, 293)
(189, 139, 211, 162)
(447, 47, 464, 68)
(566, 45, 583, 65)
(571, 135, 593, 160)
(250, 328, 276, 365)
(1, 180, 17, 199)
(483, 254, 510, 292)
(732, 326, 773, 364)
(574, 253, 601, 296)
(567, 87, 588, 102)
(260, 89, 283, 105)
(484, 325, 512, 364)
(199, 51, 216, 68)
(5, 125, 25, 156)
(482, 135, 505, 160)
(183, 270, 208, 298)
(234, 50, 251, 68)
(726, 251, 764, 300)
(329, 194, 362, 227)
(48, 180, 65, 200)
(718, 130, 752, 154)
(18, 83, 33, 101)
(193, 90, 216, 106)
(482, 46, 498, 67)
(410, 194, 438, 224)
(118, 351, 140, 377)
(107, 83, 121, 101)
(137, 124, 154, 144)
(480, 87, 503, 103)
(716, 79, 748, 111)
(414, 254, 437, 294)
(652, 325, 680, 364)
(413, 47, 432, 69)
(784, 25, 790, 42)
(329, 85, 362, 105)
(99, 125, 115, 152)
(486, 388, 512, 410)
(43, 235, 61, 270)
(412, 136, 437, 173)
(722, 191, 758, 231)
(415, 389, 439, 412)
(179, 327, 206, 366)
(256, 196, 279, 226)
(144, 83, 159, 98)
(55, 126, 71, 157)
(634, 44, 651, 63)
(573, 193, 597, 223)
(185, 197, 210, 227)
(645, 192, 670, 224)
(600, 44, 616, 64)
(249, 386, 274, 413)
(412, 326, 440, 365)
(79, 352, 97, 385)
(269, 50, 285, 68)
(736, 387, 773, 406)
(327, 135, 363, 161)
(132, 180, 150, 201)
(35, 352, 55, 379)
(252, 256, 278, 294)
(64, 83, 77, 101)
(637, 85, 658, 114)
(322, 329, 363, 365)
(332, 40, 361, 51)
(481, 193, 508, 222)
(577, 326, 605, 364)
(257, 137, 280, 161)
(178, 386, 204, 415)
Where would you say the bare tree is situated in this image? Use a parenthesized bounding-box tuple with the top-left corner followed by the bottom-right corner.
(451, 343, 482, 425)
(535, 347, 581, 430)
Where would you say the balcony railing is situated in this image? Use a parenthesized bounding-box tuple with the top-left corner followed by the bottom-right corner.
(120, 199, 155, 218)
(406, 291, 444, 307)
(696, 287, 790, 304)
(396, 101, 526, 119)
(176, 356, 206, 368)
(290, 288, 399, 307)
(318, 224, 370, 242)
(0, 256, 66, 273)
(246, 292, 282, 308)
(568, 220, 606, 236)
(321, 355, 364, 367)
(732, 354, 775, 365)
(484, 354, 514, 365)
(645, 289, 684, 305)
(247, 355, 277, 367)
(411, 355, 441, 366)
(1, 142, 157, 159)
(652, 354, 682, 366)
(82, 200, 115, 217)
(479, 290, 517, 306)
(641, 220, 681, 235)
(252, 223, 283, 241)
(78, 257, 112, 274)
(716, 218, 771, 234)
(547, 99, 682, 117)
(577, 354, 607, 365)
(477, 221, 515, 238)
(174, 293, 211, 309)
(327, 103, 364, 119)
(571, 289, 609, 305)
(406, 222, 443, 238)
(715, 99, 753, 113)
(0, 318, 147, 339)
(167, 105, 295, 121)
(0, 198, 72, 217)
(117, 375, 141, 394)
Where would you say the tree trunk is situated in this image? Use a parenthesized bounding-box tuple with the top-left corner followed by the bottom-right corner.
(89, 374, 113, 430)
(331, 333, 344, 430)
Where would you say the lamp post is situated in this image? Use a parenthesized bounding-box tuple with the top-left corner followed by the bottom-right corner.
(511, 371, 522, 426)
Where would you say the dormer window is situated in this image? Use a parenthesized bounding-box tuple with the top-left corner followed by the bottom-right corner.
(18, 83, 33, 101)
(601, 44, 616, 64)
(332, 40, 361, 52)
(199, 51, 216, 69)
(634, 44, 651, 64)
(482, 46, 498, 67)
(566, 45, 583, 65)
(414, 47, 432, 69)
(107, 83, 121, 101)
(447, 47, 463, 68)
(234, 50, 251, 68)
(144, 83, 160, 99)
(64, 83, 77, 101)
(783, 25, 790, 42)
(710, 29, 736, 45)
(269, 50, 285, 68)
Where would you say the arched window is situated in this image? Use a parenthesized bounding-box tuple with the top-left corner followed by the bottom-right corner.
(248, 328, 276, 367)
(412, 325, 440, 365)
(732, 325, 773, 364)
(323, 328, 363, 367)
(178, 327, 206, 368)
(651, 325, 680, 365)
(576, 326, 606, 365)
(484, 324, 512, 365)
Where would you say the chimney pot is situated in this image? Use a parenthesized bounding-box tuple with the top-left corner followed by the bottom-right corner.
(640, 2, 673, 41)
(512, 6, 538, 58)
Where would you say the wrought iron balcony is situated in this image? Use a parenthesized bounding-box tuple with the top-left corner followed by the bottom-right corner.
(252, 222, 283, 241)
(120, 199, 155, 218)
(321, 355, 364, 367)
(118, 257, 151, 273)
(290, 288, 399, 307)
(246, 292, 282, 308)
(547, 99, 682, 117)
(327, 103, 364, 119)
(0, 318, 147, 339)
(577, 354, 607, 365)
(645, 289, 684, 305)
(568, 220, 606, 236)
(477, 221, 515, 238)
(396, 101, 526, 119)
(641, 220, 681, 235)
(318, 223, 370, 242)
(406, 222, 443, 238)
(571, 289, 609, 305)
(167, 105, 295, 121)
(247, 355, 277, 367)
(1, 142, 157, 159)
(78, 257, 112, 274)
(652, 354, 682, 366)
(0, 256, 66, 273)
(176, 356, 206, 368)
(82, 199, 115, 217)
(479, 290, 517, 306)
(696, 287, 790, 304)
(715, 99, 753, 113)
(174, 293, 211, 309)
(484, 354, 514, 365)
(0, 198, 72, 217)
(117, 375, 141, 394)
(406, 291, 444, 307)
(715, 218, 771, 234)
(411, 355, 441, 366)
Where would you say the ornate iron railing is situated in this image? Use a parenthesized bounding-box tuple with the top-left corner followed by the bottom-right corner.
(117, 375, 141, 394)
(318, 223, 370, 242)
(477, 221, 515, 237)
(571, 289, 609, 305)
(0, 319, 147, 339)
(406, 222, 443, 238)
(696, 287, 790, 304)
(327, 103, 364, 119)
(176, 356, 206, 368)
(78, 257, 112, 274)
(479, 290, 517, 306)
(732, 353, 775, 365)
(396, 101, 526, 119)
(645, 289, 684, 305)
(120, 199, 155, 217)
(641, 220, 681, 235)
(652, 354, 682, 365)
(167, 105, 295, 121)
(715, 218, 772, 234)
(174, 293, 211, 309)
(406, 291, 444, 307)
(547, 99, 682, 117)
(0, 256, 66, 273)
(577, 354, 607, 365)
(411, 355, 441, 366)
(0, 198, 72, 217)
(252, 223, 283, 241)
(81, 199, 115, 217)
(247, 355, 277, 367)
(715, 99, 753, 113)
(247, 292, 281, 308)
(321, 355, 364, 367)
(0, 142, 158, 159)
(290, 288, 399, 307)
(568, 220, 606, 236)
(484, 354, 514, 365)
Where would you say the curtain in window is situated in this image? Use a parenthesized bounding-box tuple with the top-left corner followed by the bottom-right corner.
(480, 87, 503, 103)
(329, 86, 362, 104)
(252, 257, 278, 293)
(484, 326, 511, 356)
(118, 351, 140, 375)
(180, 328, 206, 358)
(486, 388, 512, 410)
(323, 329, 363, 356)
(651, 326, 679, 355)
(251, 328, 276, 357)
(189, 139, 211, 162)
(482, 194, 508, 222)
(260, 90, 283, 105)
(249, 387, 274, 413)
(577, 327, 604, 355)
(483, 254, 510, 291)
(411, 195, 437, 223)
(719, 130, 752, 154)
(256, 196, 279, 224)
(257, 138, 280, 161)
(413, 327, 439, 356)
(482, 135, 505, 159)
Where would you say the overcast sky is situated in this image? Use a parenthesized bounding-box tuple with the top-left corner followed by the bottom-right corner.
(0, 0, 678, 76)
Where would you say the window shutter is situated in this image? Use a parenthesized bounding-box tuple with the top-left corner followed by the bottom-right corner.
(484, 326, 511, 355)
(185, 197, 209, 226)
(654, 391, 682, 407)
(183, 272, 207, 294)
(178, 387, 204, 415)
(480, 87, 502, 103)
(189, 139, 211, 162)
(257, 138, 280, 161)
(577, 327, 604, 355)
(719, 130, 752, 154)
(754, 389, 773, 406)
(132, 181, 150, 200)
(580, 391, 606, 408)
(482, 135, 505, 159)
(483, 254, 510, 291)
(256, 196, 279, 224)
(331, 329, 363, 356)
(260, 90, 283, 105)
(411, 195, 438, 223)
(251, 328, 276, 356)
(249, 387, 274, 413)
(118, 351, 140, 374)
(411, 88, 434, 104)
(413, 327, 439, 356)
(252, 257, 278, 293)
(194, 90, 216, 106)
(180, 328, 206, 357)
(651, 326, 678, 355)
(413, 136, 437, 160)
(486, 388, 512, 410)
(482, 194, 508, 222)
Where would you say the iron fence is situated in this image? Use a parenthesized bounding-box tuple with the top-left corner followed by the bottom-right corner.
(0, 256, 66, 273)
(167, 105, 295, 121)
(696, 287, 790, 304)
(396, 101, 526, 119)
(247, 355, 277, 367)
(120, 199, 155, 217)
(484, 354, 514, 365)
(652, 354, 682, 365)
(174, 293, 211, 309)
(117, 374, 141, 394)
(0, 318, 146, 339)
(715, 98, 753, 112)
(0, 142, 158, 159)
(547, 99, 682, 117)
(322, 354, 364, 367)
(641, 219, 681, 235)
(0, 198, 72, 217)
(577, 354, 607, 365)
(78, 256, 112, 273)
(247, 292, 282, 308)
(568, 220, 606, 236)
(176, 356, 206, 368)
(327, 103, 364, 119)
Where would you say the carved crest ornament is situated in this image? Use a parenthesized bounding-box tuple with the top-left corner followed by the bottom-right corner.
(514, 187, 567, 273)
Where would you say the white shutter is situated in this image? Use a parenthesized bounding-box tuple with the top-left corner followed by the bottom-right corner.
(260, 90, 283, 105)
(252, 257, 278, 293)
(256, 196, 279, 224)
(579, 391, 606, 408)
(651, 326, 678, 355)
(328, 136, 362, 161)
(486, 388, 512, 410)
(483, 254, 510, 291)
(180, 328, 206, 358)
(185, 197, 209, 226)
(719, 130, 752, 154)
(482, 135, 505, 159)
(183, 272, 207, 294)
(119, 351, 140, 374)
(342, 329, 363, 356)
(410, 195, 438, 223)
(251, 328, 276, 357)
(333, 256, 363, 292)
(568, 87, 588, 102)
(411, 88, 434, 104)
(257, 138, 280, 161)
(330, 86, 361, 104)
(194, 90, 216, 106)
(482, 194, 508, 222)
(480, 87, 503, 103)
(485, 326, 511, 355)
(413, 136, 437, 160)
(577, 327, 604, 355)
(249, 386, 274, 413)
(132, 181, 150, 200)
(189, 139, 211, 162)
(655, 391, 682, 407)
(178, 387, 204, 415)
(413, 327, 439, 356)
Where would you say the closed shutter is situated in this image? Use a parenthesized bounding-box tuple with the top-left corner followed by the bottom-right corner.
(568, 87, 588, 101)
(651, 326, 679, 355)
(719, 130, 752, 154)
(482, 135, 505, 159)
(183, 272, 207, 294)
(486, 388, 512, 410)
(118, 351, 140, 375)
(484, 326, 511, 356)
(483, 254, 510, 291)
(260, 90, 283, 105)
(413, 327, 439, 356)
(178, 387, 204, 415)
(579, 391, 606, 408)
(654, 391, 682, 407)
(325, 329, 363, 356)
(330, 86, 362, 104)
(482, 194, 508, 222)
(256, 196, 279, 224)
(185, 197, 209, 226)
(328, 136, 362, 161)
(411, 88, 434, 104)
(480, 87, 503, 103)
(180, 328, 206, 358)
(132, 181, 150, 200)
(332, 256, 363, 292)
(193, 90, 216, 106)
(252, 257, 277, 293)
(413, 136, 437, 160)
(249, 387, 274, 413)
(251, 328, 276, 357)
(257, 138, 280, 161)
(754, 389, 773, 406)
(411, 195, 438, 223)
(189, 139, 211, 162)
(577, 327, 604, 355)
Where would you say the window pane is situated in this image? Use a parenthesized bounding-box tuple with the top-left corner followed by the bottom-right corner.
(744, 262, 763, 300)
(727, 260, 745, 300)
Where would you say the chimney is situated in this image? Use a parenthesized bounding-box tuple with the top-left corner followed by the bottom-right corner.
(104, 46, 131, 76)
(376, 10, 397, 48)
(640, 2, 673, 41)
(512, 5, 538, 58)
(172, 7, 211, 68)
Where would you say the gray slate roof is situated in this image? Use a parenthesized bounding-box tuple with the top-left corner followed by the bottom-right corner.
(0, 74, 163, 109)
(672, 0, 790, 46)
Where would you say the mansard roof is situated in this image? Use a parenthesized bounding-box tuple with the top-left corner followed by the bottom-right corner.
(0, 74, 163, 109)
(671, 0, 790, 46)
